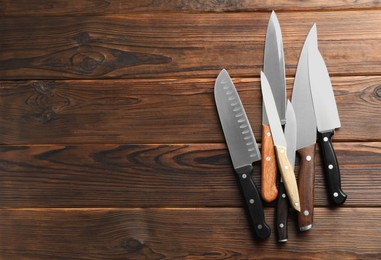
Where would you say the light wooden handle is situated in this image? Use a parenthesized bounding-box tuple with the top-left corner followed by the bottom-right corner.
(275, 145, 300, 212)
(261, 124, 278, 203)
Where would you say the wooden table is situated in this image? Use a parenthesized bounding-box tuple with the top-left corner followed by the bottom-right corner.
(0, 1, 380, 259)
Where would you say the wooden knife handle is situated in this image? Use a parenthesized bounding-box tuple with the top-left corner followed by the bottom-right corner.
(276, 180, 289, 242)
(317, 131, 347, 205)
(236, 167, 271, 240)
(274, 145, 300, 212)
(261, 124, 278, 203)
(297, 144, 316, 231)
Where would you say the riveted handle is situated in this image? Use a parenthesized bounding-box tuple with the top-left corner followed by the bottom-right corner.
(236, 169, 271, 240)
(317, 131, 347, 205)
(297, 144, 316, 231)
(275, 145, 300, 212)
(261, 124, 278, 203)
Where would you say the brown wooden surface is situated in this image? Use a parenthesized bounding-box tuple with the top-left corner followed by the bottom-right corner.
(0, 76, 379, 144)
(1, 1, 381, 259)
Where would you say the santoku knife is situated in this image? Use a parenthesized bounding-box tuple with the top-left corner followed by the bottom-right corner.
(276, 100, 297, 242)
(215, 69, 271, 240)
(261, 11, 286, 203)
(261, 72, 300, 212)
(292, 24, 318, 231)
(308, 40, 347, 205)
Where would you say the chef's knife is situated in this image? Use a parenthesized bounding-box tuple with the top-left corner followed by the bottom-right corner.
(261, 72, 300, 212)
(308, 42, 347, 205)
(292, 24, 318, 231)
(215, 69, 271, 240)
(262, 11, 286, 203)
(276, 100, 296, 242)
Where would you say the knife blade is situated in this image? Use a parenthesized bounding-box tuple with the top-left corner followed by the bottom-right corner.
(308, 42, 347, 205)
(261, 71, 300, 212)
(215, 69, 271, 240)
(261, 11, 286, 203)
(292, 24, 318, 231)
(276, 100, 296, 242)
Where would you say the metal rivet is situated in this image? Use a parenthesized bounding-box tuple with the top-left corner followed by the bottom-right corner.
(333, 192, 338, 197)
(282, 193, 286, 198)
(328, 164, 333, 170)
(266, 132, 271, 137)
(294, 202, 299, 208)
(279, 223, 284, 228)
(242, 174, 247, 179)
(304, 210, 310, 216)
(266, 156, 271, 161)
(284, 165, 289, 170)
(306, 155, 312, 161)
(257, 224, 263, 230)
(323, 137, 329, 142)
(249, 199, 254, 204)
(280, 149, 284, 153)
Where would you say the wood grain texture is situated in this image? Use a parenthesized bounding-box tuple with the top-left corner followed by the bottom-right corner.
(1, 12, 381, 79)
(0, 76, 379, 144)
(0, 143, 379, 208)
(261, 124, 278, 203)
(297, 144, 316, 231)
(275, 145, 300, 211)
(2, 0, 381, 16)
(0, 208, 380, 259)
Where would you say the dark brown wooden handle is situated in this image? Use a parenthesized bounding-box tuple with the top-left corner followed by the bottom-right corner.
(261, 124, 278, 203)
(297, 144, 316, 231)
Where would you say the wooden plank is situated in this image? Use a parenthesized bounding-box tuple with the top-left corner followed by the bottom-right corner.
(0, 11, 381, 79)
(0, 143, 379, 207)
(0, 208, 380, 259)
(1, 0, 381, 16)
(0, 76, 379, 144)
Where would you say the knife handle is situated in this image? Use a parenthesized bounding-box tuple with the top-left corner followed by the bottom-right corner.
(236, 167, 271, 240)
(274, 145, 300, 212)
(261, 124, 278, 203)
(276, 179, 289, 242)
(297, 144, 316, 231)
(317, 131, 347, 205)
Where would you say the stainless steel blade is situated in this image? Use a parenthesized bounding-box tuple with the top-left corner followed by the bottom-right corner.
(260, 71, 287, 147)
(284, 100, 297, 168)
(308, 44, 341, 132)
(263, 11, 286, 125)
(215, 69, 261, 170)
(291, 24, 317, 150)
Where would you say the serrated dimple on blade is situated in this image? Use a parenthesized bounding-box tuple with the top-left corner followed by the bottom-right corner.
(291, 24, 317, 150)
(263, 11, 286, 125)
(308, 45, 341, 132)
(214, 69, 261, 170)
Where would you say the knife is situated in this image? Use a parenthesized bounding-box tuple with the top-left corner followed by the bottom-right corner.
(291, 24, 318, 231)
(276, 100, 297, 242)
(215, 69, 271, 240)
(307, 40, 347, 205)
(262, 11, 286, 203)
(261, 71, 300, 212)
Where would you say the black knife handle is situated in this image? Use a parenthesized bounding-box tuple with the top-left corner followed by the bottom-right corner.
(236, 167, 271, 240)
(276, 180, 289, 242)
(317, 131, 347, 205)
